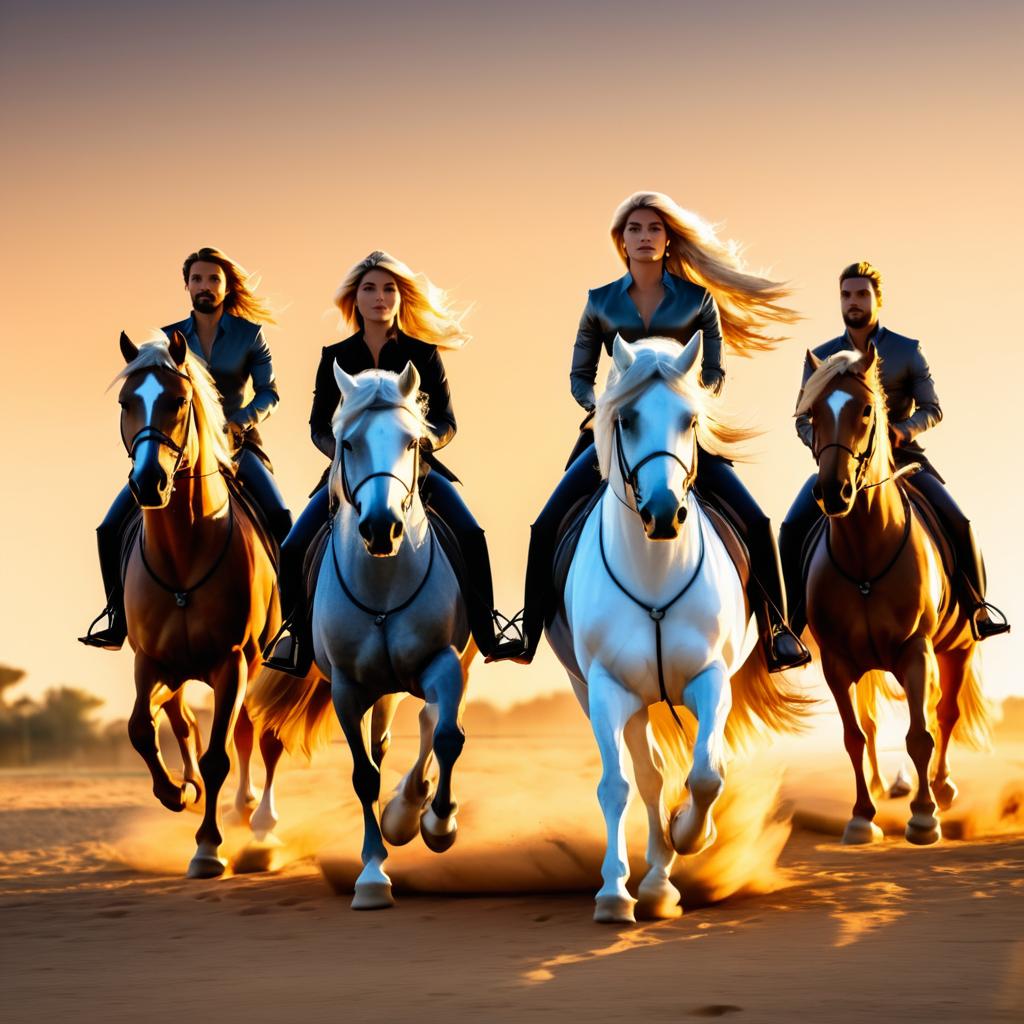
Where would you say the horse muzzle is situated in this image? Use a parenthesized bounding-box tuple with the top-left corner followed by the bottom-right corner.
(359, 512, 405, 557)
(128, 462, 171, 509)
(639, 490, 686, 540)
(815, 478, 855, 518)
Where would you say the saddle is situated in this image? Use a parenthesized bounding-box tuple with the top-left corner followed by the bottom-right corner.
(550, 484, 751, 622)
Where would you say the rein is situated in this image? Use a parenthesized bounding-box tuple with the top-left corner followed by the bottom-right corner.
(329, 516, 436, 628)
(598, 501, 706, 729)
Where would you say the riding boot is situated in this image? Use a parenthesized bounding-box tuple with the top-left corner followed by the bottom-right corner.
(490, 521, 553, 665)
(747, 518, 811, 672)
(262, 541, 315, 677)
(958, 524, 1011, 640)
(78, 528, 128, 650)
(778, 518, 810, 638)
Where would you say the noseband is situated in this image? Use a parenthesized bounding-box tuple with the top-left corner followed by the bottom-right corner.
(613, 417, 698, 515)
(813, 414, 878, 492)
(336, 401, 422, 516)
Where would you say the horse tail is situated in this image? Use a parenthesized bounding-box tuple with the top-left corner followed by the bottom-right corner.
(247, 665, 335, 760)
(648, 701, 697, 811)
(952, 647, 993, 750)
(725, 646, 813, 757)
(855, 669, 905, 732)
(458, 636, 477, 681)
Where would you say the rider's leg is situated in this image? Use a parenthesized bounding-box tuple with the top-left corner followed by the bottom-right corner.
(419, 472, 505, 659)
(509, 441, 604, 665)
(778, 475, 822, 637)
(79, 485, 135, 650)
(697, 454, 810, 672)
(912, 471, 1010, 640)
(262, 485, 331, 676)
(235, 448, 293, 544)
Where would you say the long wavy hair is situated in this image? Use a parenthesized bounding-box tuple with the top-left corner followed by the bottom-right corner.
(182, 247, 276, 325)
(610, 192, 799, 356)
(333, 250, 469, 349)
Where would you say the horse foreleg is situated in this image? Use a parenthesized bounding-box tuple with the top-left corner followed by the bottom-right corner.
(823, 655, 881, 844)
(671, 661, 730, 856)
(370, 692, 404, 769)
(188, 650, 247, 878)
(897, 638, 941, 845)
(381, 700, 437, 847)
(129, 655, 197, 811)
(420, 648, 466, 854)
(931, 650, 968, 811)
(332, 671, 392, 910)
(230, 704, 260, 824)
(856, 682, 889, 800)
(624, 710, 680, 920)
(250, 728, 285, 840)
(161, 687, 204, 804)
(588, 664, 642, 924)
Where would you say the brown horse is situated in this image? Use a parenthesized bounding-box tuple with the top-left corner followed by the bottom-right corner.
(115, 331, 284, 877)
(799, 344, 991, 845)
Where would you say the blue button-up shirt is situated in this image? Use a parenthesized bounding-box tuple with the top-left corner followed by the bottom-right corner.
(162, 312, 280, 431)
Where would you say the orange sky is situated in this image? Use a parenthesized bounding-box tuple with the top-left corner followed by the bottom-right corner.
(1, 1, 1021, 716)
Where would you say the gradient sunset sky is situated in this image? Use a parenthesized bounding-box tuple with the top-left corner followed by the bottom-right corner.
(2, 0, 1021, 716)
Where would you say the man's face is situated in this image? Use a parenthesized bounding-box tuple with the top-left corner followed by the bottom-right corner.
(187, 260, 228, 314)
(840, 276, 880, 330)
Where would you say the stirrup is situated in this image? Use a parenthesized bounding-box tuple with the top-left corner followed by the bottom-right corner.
(77, 606, 125, 651)
(484, 608, 529, 664)
(262, 620, 313, 676)
(970, 601, 1011, 641)
(767, 623, 812, 672)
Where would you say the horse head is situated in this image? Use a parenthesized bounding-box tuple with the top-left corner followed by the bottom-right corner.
(331, 361, 425, 557)
(607, 333, 703, 540)
(803, 345, 885, 517)
(118, 330, 196, 508)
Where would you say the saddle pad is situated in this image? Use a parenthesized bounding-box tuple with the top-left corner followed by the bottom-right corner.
(226, 473, 280, 570)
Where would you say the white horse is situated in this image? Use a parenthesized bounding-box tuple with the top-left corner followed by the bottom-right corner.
(254, 362, 474, 910)
(547, 335, 805, 923)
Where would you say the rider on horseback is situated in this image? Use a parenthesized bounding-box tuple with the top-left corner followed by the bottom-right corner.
(500, 191, 811, 671)
(79, 247, 293, 649)
(779, 260, 1010, 641)
(263, 250, 514, 676)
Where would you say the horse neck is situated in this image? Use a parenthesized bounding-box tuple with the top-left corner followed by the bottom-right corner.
(142, 428, 231, 557)
(600, 465, 702, 604)
(333, 490, 432, 599)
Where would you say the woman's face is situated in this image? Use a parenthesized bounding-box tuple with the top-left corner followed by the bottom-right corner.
(356, 269, 400, 327)
(621, 209, 668, 264)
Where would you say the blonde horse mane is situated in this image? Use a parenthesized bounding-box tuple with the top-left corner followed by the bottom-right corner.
(593, 337, 757, 479)
(113, 337, 234, 472)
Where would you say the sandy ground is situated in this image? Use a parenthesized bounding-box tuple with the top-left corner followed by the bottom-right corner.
(1, 707, 1023, 1024)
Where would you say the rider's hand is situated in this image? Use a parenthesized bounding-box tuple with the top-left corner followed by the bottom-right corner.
(889, 423, 909, 447)
(226, 421, 246, 449)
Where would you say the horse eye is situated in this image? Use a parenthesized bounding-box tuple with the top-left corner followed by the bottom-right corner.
(177, 397, 187, 409)
(619, 415, 633, 431)
(341, 439, 353, 452)
(862, 404, 872, 418)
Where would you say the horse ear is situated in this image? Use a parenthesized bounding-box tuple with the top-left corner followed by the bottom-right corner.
(333, 360, 358, 400)
(168, 330, 188, 366)
(396, 361, 421, 398)
(804, 349, 822, 374)
(612, 334, 635, 373)
(674, 330, 703, 378)
(120, 331, 139, 363)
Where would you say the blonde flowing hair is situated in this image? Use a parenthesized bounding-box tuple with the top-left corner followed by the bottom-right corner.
(610, 192, 799, 356)
(182, 247, 276, 325)
(334, 251, 469, 349)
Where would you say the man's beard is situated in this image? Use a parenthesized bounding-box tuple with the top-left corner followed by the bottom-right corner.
(842, 309, 874, 329)
(193, 295, 220, 314)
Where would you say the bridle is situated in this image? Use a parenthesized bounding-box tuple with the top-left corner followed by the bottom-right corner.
(336, 401, 422, 517)
(812, 402, 880, 493)
(121, 366, 196, 481)
(612, 416, 698, 515)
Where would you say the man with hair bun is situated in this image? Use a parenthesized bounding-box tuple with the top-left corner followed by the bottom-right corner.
(79, 247, 292, 650)
(779, 260, 1009, 641)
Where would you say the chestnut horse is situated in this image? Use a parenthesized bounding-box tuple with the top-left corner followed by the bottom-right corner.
(799, 344, 991, 846)
(115, 331, 285, 877)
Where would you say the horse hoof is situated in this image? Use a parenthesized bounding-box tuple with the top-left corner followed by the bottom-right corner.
(905, 816, 941, 846)
(182, 780, 202, 808)
(420, 808, 458, 854)
(889, 766, 913, 799)
(636, 884, 682, 921)
(842, 817, 883, 845)
(352, 882, 395, 911)
(931, 778, 958, 811)
(381, 796, 424, 847)
(232, 837, 284, 874)
(670, 812, 717, 856)
(594, 895, 636, 925)
(187, 854, 228, 879)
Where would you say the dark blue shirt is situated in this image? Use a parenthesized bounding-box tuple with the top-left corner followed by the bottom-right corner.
(162, 312, 279, 431)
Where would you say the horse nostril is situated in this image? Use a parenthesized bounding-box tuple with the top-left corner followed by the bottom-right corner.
(358, 520, 373, 542)
(392, 520, 404, 540)
(840, 481, 853, 502)
(157, 468, 168, 492)
(640, 507, 653, 527)
(676, 505, 687, 523)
